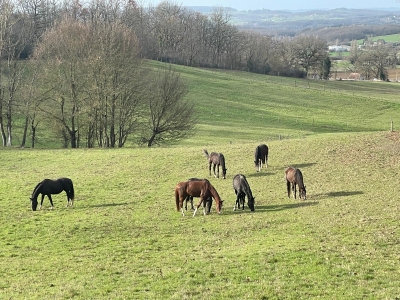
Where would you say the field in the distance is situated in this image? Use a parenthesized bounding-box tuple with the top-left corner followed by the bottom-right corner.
(1, 64, 400, 299)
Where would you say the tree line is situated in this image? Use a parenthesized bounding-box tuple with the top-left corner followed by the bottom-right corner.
(0, 0, 331, 148)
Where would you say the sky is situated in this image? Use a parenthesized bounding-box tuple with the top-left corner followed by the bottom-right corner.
(146, 0, 400, 11)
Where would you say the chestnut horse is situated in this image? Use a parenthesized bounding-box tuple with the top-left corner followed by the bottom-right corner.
(185, 178, 212, 212)
(203, 149, 227, 179)
(175, 179, 223, 216)
(254, 144, 268, 172)
(285, 167, 306, 200)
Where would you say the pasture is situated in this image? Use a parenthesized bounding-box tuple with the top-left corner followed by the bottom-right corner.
(1, 64, 400, 299)
(1, 132, 399, 299)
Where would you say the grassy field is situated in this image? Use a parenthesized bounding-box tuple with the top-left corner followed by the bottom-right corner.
(1, 64, 400, 299)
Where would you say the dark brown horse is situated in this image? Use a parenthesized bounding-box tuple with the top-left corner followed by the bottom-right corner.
(285, 167, 306, 200)
(254, 144, 268, 172)
(175, 179, 223, 216)
(203, 149, 227, 179)
(233, 174, 255, 211)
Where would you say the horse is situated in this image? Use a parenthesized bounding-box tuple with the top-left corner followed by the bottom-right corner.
(203, 149, 227, 179)
(30, 178, 75, 211)
(233, 174, 255, 211)
(175, 179, 223, 216)
(254, 144, 268, 172)
(185, 178, 212, 212)
(285, 167, 307, 200)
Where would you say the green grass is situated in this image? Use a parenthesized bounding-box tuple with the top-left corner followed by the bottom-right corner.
(1, 64, 400, 299)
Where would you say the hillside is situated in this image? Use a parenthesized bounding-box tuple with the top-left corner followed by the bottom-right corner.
(190, 6, 400, 42)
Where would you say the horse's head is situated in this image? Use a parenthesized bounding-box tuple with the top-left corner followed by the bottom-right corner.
(248, 196, 255, 211)
(216, 199, 223, 214)
(30, 197, 38, 211)
(222, 168, 227, 179)
(254, 161, 260, 172)
(300, 186, 307, 200)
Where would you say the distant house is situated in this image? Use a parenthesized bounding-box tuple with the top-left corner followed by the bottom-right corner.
(328, 45, 350, 52)
(347, 73, 361, 80)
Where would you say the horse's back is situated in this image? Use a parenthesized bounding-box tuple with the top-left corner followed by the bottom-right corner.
(259, 144, 268, 156)
(285, 167, 296, 182)
(233, 174, 249, 192)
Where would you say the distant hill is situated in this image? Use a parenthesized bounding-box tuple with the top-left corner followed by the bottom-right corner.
(185, 6, 400, 43)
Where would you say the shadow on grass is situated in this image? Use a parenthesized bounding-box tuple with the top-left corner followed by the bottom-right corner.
(287, 162, 317, 169)
(246, 171, 275, 178)
(222, 201, 318, 215)
(312, 190, 364, 200)
(84, 202, 130, 209)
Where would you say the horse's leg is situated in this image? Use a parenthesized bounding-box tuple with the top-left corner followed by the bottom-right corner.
(179, 196, 186, 216)
(234, 192, 239, 211)
(216, 164, 219, 178)
(286, 180, 291, 198)
(203, 198, 207, 215)
(209, 162, 212, 176)
(293, 183, 297, 199)
(193, 198, 204, 217)
(48, 195, 54, 209)
(39, 194, 45, 210)
(241, 194, 245, 210)
(190, 196, 194, 210)
(213, 164, 218, 178)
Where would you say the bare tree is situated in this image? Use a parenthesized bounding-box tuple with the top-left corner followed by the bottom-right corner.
(32, 16, 91, 148)
(141, 65, 195, 147)
(288, 35, 328, 77)
(0, 0, 35, 147)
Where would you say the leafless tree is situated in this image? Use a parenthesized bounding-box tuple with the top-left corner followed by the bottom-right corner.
(141, 65, 195, 147)
(0, 0, 35, 147)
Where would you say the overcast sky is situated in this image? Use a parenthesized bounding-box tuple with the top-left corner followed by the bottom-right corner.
(146, 0, 400, 11)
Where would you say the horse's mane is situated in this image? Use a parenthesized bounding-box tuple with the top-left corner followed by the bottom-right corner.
(31, 180, 44, 199)
(219, 153, 226, 168)
(295, 169, 305, 188)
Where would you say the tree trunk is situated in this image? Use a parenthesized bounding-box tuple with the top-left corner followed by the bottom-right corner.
(20, 116, 29, 148)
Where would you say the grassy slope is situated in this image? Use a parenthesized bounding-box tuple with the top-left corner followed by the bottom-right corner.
(1, 64, 400, 299)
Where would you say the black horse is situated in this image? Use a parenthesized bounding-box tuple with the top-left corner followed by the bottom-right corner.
(203, 149, 227, 179)
(30, 178, 75, 211)
(185, 178, 212, 213)
(233, 174, 255, 211)
(254, 144, 268, 172)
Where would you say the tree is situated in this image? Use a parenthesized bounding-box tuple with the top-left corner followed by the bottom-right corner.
(288, 35, 328, 77)
(0, 0, 35, 147)
(355, 45, 392, 80)
(32, 1, 144, 148)
(141, 65, 195, 147)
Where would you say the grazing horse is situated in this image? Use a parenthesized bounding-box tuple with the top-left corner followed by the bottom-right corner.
(233, 174, 255, 211)
(175, 179, 223, 216)
(30, 178, 75, 211)
(254, 144, 268, 172)
(285, 167, 307, 200)
(185, 178, 212, 212)
(203, 149, 227, 179)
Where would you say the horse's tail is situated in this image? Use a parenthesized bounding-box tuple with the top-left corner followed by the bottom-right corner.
(70, 181, 75, 200)
(203, 149, 209, 159)
(286, 178, 291, 195)
(175, 187, 180, 212)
